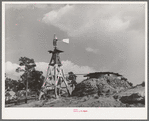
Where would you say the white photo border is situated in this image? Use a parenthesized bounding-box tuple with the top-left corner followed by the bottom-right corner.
(2, 1, 148, 120)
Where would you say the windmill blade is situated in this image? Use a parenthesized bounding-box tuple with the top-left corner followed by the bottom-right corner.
(53, 34, 58, 47)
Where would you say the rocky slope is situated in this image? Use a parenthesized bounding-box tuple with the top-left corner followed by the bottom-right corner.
(72, 74, 132, 97)
(113, 85, 145, 107)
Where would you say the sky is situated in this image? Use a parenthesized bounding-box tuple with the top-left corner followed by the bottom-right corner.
(4, 2, 146, 85)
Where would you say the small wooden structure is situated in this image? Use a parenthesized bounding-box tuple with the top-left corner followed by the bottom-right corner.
(84, 72, 127, 81)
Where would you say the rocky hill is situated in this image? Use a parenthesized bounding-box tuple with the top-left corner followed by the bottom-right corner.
(72, 72, 132, 97)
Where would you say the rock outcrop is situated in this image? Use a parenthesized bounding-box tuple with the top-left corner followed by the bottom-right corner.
(113, 86, 145, 106)
(72, 72, 132, 97)
(119, 93, 145, 104)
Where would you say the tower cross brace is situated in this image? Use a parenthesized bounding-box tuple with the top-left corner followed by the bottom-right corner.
(39, 35, 70, 100)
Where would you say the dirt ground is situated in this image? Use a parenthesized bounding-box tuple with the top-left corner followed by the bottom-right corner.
(7, 95, 144, 108)
(6, 85, 145, 108)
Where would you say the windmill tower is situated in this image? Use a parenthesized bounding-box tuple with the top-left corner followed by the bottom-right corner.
(39, 34, 70, 100)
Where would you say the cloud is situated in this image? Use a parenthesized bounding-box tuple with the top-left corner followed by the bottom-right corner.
(86, 47, 98, 53)
(100, 16, 130, 32)
(43, 4, 73, 22)
(35, 60, 95, 75)
(42, 4, 74, 31)
(36, 60, 96, 82)
(35, 62, 49, 76)
(6, 60, 96, 82)
(61, 60, 95, 74)
(42, 4, 145, 37)
(5, 61, 24, 80)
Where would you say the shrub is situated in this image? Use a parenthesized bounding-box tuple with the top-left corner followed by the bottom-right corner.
(141, 81, 145, 87)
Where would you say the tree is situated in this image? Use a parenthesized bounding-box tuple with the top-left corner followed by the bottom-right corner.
(17, 80, 25, 91)
(5, 77, 11, 91)
(16, 57, 45, 102)
(28, 70, 44, 93)
(5, 77, 18, 92)
(141, 81, 145, 87)
(67, 72, 77, 91)
(16, 57, 36, 103)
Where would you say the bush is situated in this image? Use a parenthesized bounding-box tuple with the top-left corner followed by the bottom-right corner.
(141, 81, 145, 87)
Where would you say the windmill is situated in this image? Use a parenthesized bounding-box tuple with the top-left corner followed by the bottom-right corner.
(39, 34, 70, 100)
